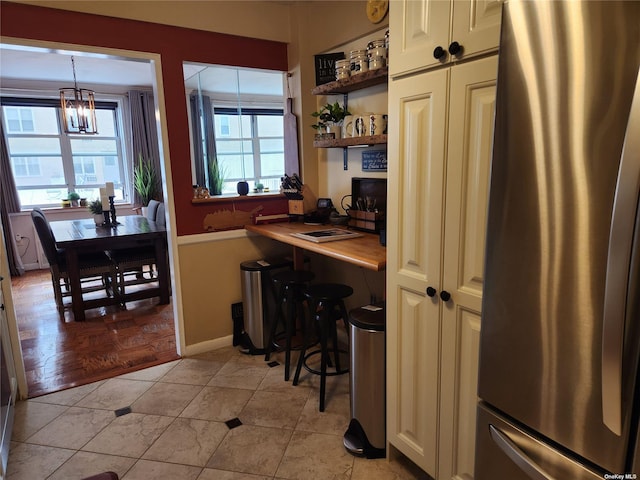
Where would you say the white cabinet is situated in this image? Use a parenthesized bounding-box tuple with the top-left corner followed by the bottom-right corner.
(389, 0, 502, 77)
(386, 55, 497, 479)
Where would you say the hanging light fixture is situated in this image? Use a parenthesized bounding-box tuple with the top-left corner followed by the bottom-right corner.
(59, 56, 98, 134)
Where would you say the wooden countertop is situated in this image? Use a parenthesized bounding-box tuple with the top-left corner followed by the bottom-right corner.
(245, 222, 386, 271)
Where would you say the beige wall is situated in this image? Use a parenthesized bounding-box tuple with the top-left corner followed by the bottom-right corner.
(11, 0, 384, 194)
(177, 235, 386, 352)
(178, 234, 290, 347)
(290, 2, 389, 195)
(7, 0, 387, 351)
(173, 1, 386, 350)
(314, 30, 389, 208)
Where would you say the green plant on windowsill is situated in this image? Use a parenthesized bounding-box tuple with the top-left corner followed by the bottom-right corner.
(68, 191, 81, 207)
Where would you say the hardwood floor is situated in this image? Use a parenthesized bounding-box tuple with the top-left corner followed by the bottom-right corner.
(10, 269, 180, 398)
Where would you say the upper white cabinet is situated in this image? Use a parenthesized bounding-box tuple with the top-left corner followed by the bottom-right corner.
(389, 0, 502, 77)
(386, 55, 497, 479)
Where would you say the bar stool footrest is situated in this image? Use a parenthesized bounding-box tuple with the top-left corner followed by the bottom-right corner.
(270, 330, 316, 352)
(301, 349, 349, 376)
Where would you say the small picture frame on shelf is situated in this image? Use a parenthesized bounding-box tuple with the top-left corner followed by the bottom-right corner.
(362, 150, 387, 172)
(314, 52, 345, 86)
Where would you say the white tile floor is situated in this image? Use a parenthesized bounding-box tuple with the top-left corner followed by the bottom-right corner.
(7, 346, 428, 479)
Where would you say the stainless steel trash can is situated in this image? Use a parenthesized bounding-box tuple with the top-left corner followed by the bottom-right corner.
(239, 257, 294, 355)
(343, 303, 386, 458)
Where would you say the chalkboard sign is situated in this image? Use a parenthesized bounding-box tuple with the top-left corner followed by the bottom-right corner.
(314, 52, 345, 86)
(362, 150, 387, 172)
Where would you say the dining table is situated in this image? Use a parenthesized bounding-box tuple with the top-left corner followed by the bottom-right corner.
(245, 221, 386, 271)
(49, 215, 170, 321)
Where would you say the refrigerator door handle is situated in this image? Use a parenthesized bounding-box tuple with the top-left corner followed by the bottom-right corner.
(489, 425, 556, 480)
(603, 67, 640, 436)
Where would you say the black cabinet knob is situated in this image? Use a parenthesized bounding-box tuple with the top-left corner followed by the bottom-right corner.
(440, 290, 451, 302)
(448, 41, 462, 56)
(426, 286, 437, 297)
(433, 46, 447, 60)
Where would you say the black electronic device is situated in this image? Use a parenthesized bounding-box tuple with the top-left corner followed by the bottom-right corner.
(304, 198, 335, 224)
(317, 198, 333, 209)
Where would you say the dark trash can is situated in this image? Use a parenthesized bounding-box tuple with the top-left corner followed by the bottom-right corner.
(344, 303, 386, 458)
(239, 257, 295, 355)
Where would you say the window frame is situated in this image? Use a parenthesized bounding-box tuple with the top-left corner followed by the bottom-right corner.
(0, 93, 130, 209)
(212, 106, 284, 193)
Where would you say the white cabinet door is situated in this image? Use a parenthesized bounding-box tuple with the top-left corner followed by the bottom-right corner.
(389, 0, 450, 76)
(438, 56, 497, 480)
(387, 68, 448, 476)
(390, 0, 502, 77)
(451, 0, 503, 60)
(387, 56, 497, 478)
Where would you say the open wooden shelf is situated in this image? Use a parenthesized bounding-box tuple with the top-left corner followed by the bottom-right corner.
(313, 134, 387, 148)
(311, 67, 388, 95)
(312, 66, 388, 166)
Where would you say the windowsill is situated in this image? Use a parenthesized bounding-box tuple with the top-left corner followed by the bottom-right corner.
(191, 192, 284, 204)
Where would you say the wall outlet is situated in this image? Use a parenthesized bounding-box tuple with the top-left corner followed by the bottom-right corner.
(15, 234, 23, 242)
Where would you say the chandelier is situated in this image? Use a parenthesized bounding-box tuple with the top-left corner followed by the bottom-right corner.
(59, 56, 98, 134)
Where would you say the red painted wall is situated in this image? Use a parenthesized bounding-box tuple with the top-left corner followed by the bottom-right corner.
(0, 1, 289, 236)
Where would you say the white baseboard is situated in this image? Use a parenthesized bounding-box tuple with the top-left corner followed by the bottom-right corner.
(183, 335, 234, 357)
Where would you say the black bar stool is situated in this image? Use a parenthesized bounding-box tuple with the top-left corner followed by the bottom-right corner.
(293, 283, 353, 411)
(264, 269, 315, 380)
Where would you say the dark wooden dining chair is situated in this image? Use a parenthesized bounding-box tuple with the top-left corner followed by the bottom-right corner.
(107, 201, 168, 304)
(30, 208, 118, 315)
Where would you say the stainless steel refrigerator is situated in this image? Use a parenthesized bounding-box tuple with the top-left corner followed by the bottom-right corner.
(475, 1, 640, 479)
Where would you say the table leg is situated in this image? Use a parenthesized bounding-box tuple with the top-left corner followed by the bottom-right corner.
(66, 248, 85, 321)
(292, 246, 305, 271)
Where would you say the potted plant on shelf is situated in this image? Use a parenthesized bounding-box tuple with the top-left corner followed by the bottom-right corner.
(133, 154, 159, 214)
(68, 191, 81, 207)
(311, 101, 350, 140)
(254, 182, 264, 193)
(88, 198, 104, 225)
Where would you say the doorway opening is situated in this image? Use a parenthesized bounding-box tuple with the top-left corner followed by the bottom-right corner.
(0, 42, 180, 398)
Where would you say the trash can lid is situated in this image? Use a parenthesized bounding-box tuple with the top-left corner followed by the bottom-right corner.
(348, 303, 385, 331)
(240, 257, 294, 271)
